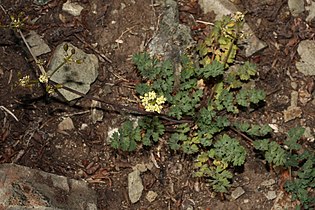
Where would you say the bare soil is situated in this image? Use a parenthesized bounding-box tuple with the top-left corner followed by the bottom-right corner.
(0, 0, 314, 209)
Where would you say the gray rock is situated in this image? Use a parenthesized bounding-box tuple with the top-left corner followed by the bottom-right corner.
(58, 117, 75, 131)
(283, 90, 302, 122)
(148, 0, 194, 93)
(303, 127, 315, 142)
(0, 163, 97, 210)
(26, 31, 51, 57)
(283, 106, 302, 122)
(306, 1, 315, 22)
(90, 100, 103, 124)
(148, 0, 194, 59)
(198, 0, 267, 57)
(231, 186, 245, 200)
(128, 169, 143, 203)
(146, 191, 158, 203)
(133, 163, 149, 173)
(290, 91, 299, 107)
(261, 179, 276, 186)
(272, 191, 295, 210)
(62, 0, 84, 16)
(199, 0, 235, 20)
(47, 42, 99, 101)
(265, 191, 277, 200)
(296, 40, 315, 76)
(288, 0, 305, 17)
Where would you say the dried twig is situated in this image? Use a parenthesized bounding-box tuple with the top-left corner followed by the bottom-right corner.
(52, 81, 193, 124)
(115, 26, 136, 44)
(0, 105, 19, 121)
(195, 20, 214, 26)
(17, 29, 46, 76)
(74, 34, 112, 63)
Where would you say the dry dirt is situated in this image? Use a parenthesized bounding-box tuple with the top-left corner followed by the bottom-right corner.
(0, 0, 314, 209)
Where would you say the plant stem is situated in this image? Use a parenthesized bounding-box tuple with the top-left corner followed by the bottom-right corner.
(18, 29, 46, 76)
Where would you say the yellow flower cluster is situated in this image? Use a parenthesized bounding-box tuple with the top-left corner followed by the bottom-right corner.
(140, 91, 166, 113)
(19, 75, 30, 87)
(39, 72, 49, 84)
(232, 11, 244, 22)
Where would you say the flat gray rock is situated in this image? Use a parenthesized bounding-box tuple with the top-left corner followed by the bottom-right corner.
(148, 0, 194, 59)
(198, 0, 267, 57)
(260, 179, 276, 186)
(288, 0, 305, 17)
(26, 30, 51, 57)
(0, 163, 97, 210)
(231, 186, 245, 200)
(306, 1, 315, 22)
(58, 117, 75, 131)
(62, 0, 84, 16)
(47, 42, 99, 101)
(296, 40, 315, 76)
(265, 191, 277, 200)
(128, 169, 143, 204)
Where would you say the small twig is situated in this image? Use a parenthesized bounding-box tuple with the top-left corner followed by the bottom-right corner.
(74, 34, 112, 63)
(266, 86, 281, 97)
(49, 110, 91, 119)
(12, 150, 25, 163)
(17, 29, 46, 76)
(230, 126, 254, 146)
(195, 20, 214, 26)
(107, 68, 130, 82)
(121, 97, 138, 103)
(50, 81, 192, 124)
(0, 4, 7, 14)
(144, 13, 162, 49)
(149, 2, 161, 7)
(8, 69, 12, 84)
(115, 26, 136, 43)
(0, 105, 19, 121)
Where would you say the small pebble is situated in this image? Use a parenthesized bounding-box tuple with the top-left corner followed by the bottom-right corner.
(265, 191, 277, 200)
(58, 117, 75, 131)
(231, 187, 245, 200)
(146, 191, 158, 203)
(261, 179, 276, 186)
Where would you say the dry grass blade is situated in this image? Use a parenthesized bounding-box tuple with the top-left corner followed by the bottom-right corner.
(0, 105, 18, 121)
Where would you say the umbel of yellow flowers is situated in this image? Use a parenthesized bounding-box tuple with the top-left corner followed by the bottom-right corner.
(140, 91, 166, 113)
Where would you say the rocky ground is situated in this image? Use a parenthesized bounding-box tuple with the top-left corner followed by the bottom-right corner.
(0, 0, 314, 209)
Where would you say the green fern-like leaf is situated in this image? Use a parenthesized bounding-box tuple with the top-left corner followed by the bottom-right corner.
(110, 120, 141, 152)
(213, 134, 246, 166)
(254, 140, 287, 166)
(238, 61, 256, 81)
(132, 52, 159, 80)
(265, 141, 287, 166)
(215, 89, 238, 113)
(197, 60, 225, 79)
(285, 127, 304, 151)
(168, 133, 182, 151)
(110, 132, 120, 149)
(135, 83, 151, 95)
(209, 167, 233, 193)
(253, 139, 270, 151)
(236, 88, 265, 107)
(138, 117, 165, 146)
